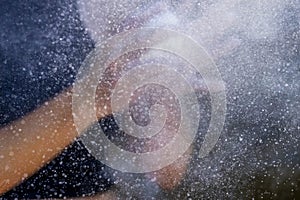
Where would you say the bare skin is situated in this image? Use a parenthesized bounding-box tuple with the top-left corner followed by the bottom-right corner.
(0, 89, 77, 194)
(0, 2, 195, 197)
(0, 86, 191, 197)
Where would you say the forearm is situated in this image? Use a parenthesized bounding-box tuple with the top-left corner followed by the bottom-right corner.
(0, 89, 78, 195)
